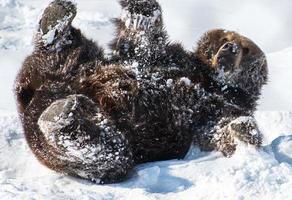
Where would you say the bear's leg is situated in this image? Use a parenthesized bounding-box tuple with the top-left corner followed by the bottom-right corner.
(15, 0, 104, 112)
(111, 0, 168, 66)
(193, 128, 235, 157)
(38, 94, 134, 184)
(206, 116, 262, 157)
(206, 118, 237, 157)
(228, 116, 263, 147)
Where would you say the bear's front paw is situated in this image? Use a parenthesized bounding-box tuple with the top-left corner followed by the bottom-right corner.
(219, 142, 237, 157)
(211, 124, 237, 157)
(229, 116, 263, 147)
(207, 118, 238, 157)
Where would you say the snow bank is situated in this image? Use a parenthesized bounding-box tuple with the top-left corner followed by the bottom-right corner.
(0, 50, 28, 112)
(258, 48, 292, 111)
(0, 0, 39, 50)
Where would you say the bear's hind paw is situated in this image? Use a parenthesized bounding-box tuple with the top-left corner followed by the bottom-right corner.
(37, 94, 134, 183)
(120, 0, 162, 30)
(36, 0, 77, 50)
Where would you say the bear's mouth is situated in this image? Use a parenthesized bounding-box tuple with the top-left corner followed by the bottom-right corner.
(212, 42, 243, 73)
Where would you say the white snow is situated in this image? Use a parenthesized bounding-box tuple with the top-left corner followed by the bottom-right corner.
(166, 79, 173, 88)
(179, 77, 192, 86)
(277, 139, 292, 160)
(40, 13, 74, 48)
(1, 0, 292, 199)
(121, 9, 161, 30)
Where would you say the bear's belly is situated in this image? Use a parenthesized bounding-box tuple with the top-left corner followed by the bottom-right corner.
(127, 81, 194, 164)
(130, 122, 193, 164)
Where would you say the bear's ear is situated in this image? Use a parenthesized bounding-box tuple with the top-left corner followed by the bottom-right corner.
(16, 85, 35, 112)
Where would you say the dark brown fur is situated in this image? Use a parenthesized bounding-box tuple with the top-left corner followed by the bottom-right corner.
(15, 0, 268, 183)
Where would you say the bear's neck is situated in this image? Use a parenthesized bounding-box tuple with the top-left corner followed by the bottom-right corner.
(220, 83, 259, 113)
(204, 70, 260, 113)
(209, 64, 266, 112)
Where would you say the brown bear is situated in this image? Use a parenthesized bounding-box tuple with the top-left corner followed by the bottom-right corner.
(14, 0, 268, 183)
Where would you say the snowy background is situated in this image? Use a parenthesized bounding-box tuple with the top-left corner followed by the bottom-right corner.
(0, 0, 292, 199)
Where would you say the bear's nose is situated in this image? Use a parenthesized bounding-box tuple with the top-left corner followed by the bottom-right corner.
(222, 42, 238, 54)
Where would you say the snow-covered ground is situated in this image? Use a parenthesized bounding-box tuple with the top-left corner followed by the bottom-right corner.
(1, 0, 292, 199)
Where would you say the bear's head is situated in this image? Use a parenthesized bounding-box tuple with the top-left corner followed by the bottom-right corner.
(195, 29, 268, 95)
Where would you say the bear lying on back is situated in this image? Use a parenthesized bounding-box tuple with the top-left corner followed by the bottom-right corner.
(14, 0, 268, 183)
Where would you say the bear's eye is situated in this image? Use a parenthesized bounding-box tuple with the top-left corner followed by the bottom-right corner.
(221, 38, 228, 44)
(243, 47, 250, 55)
